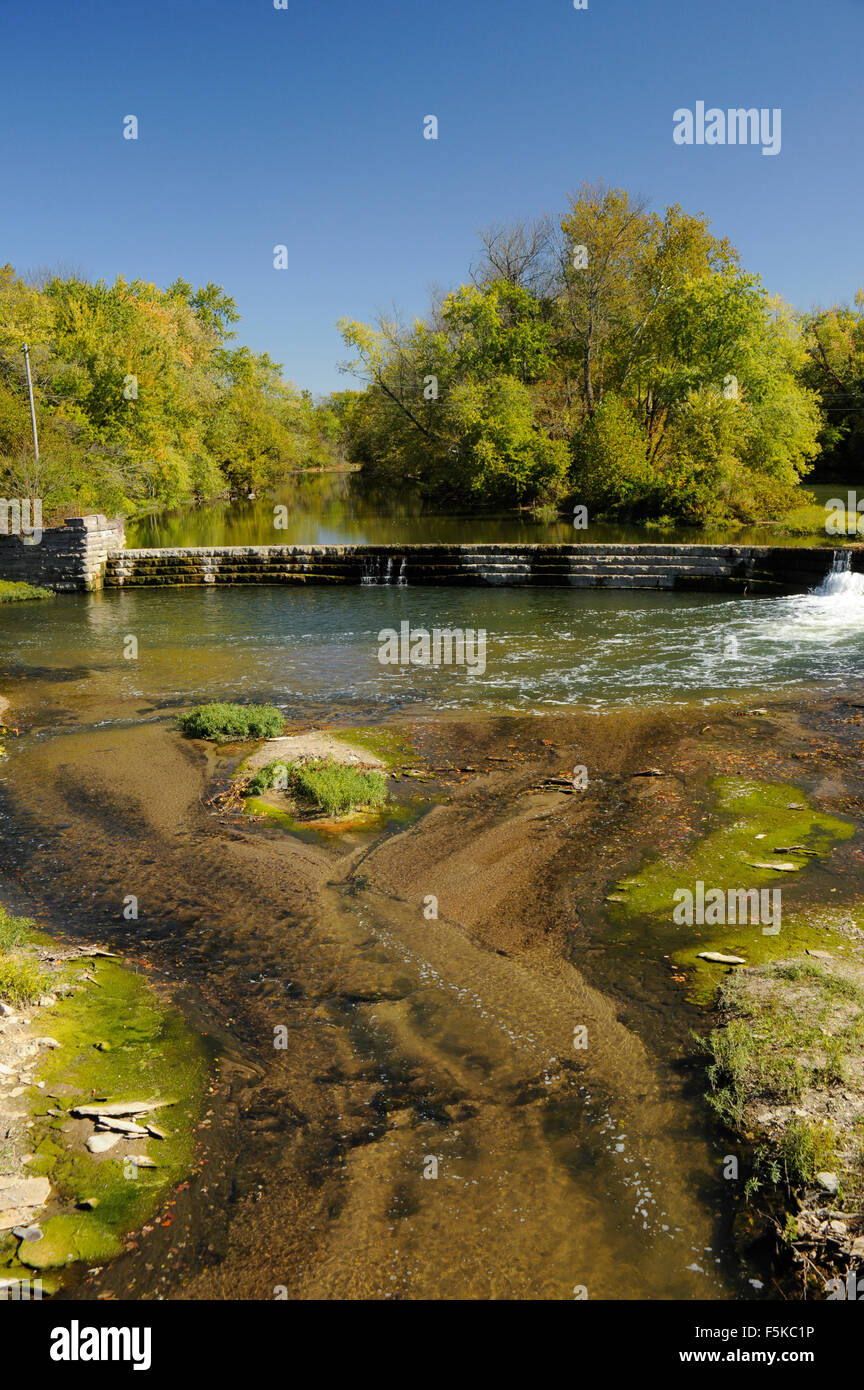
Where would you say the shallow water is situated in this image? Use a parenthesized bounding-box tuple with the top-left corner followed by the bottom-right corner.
(2, 575, 863, 1299)
(2, 581, 864, 717)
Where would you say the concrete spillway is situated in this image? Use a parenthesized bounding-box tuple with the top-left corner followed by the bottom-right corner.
(102, 543, 845, 594)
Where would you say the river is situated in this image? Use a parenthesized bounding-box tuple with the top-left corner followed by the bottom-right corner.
(1, 492, 863, 1300)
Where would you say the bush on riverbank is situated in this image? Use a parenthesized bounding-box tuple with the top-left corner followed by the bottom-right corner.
(0, 580, 53, 603)
(702, 956, 864, 1282)
(249, 756, 387, 817)
(178, 702, 284, 741)
(0, 907, 50, 1005)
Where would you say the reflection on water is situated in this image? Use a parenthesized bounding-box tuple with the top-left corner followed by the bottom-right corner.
(126, 472, 840, 550)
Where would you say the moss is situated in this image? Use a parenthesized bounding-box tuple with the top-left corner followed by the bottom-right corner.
(334, 725, 415, 769)
(0, 942, 210, 1285)
(605, 778, 855, 998)
(17, 1213, 122, 1270)
(0, 580, 53, 603)
(28, 959, 209, 1245)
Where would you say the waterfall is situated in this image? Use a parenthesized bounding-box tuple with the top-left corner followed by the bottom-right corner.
(397, 557, 407, 587)
(815, 549, 864, 597)
(361, 555, 401, 586)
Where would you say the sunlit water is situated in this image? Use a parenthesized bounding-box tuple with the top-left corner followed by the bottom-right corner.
(2, 579, 864, 717)
(1, 566, 862, 1299)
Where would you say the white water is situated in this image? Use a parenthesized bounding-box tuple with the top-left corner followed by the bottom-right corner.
(814, 549, 864, 598)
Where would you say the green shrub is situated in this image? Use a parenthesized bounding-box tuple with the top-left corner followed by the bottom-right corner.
(0, 580, 53, 603)
(779, 1118, 838, 1189)
(0, 953, 50, 1006)
(250, 757, 387, 817)
(177, 702, 284, 742)
(0, 906, 32, 952)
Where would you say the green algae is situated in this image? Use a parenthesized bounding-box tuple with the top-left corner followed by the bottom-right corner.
(3, 958, 210, 1276)
(245, 790, 420, 840)
(604, 778, 856, 1000)
(335, 724, 415, 769)
(18, 1214, 122, 1270)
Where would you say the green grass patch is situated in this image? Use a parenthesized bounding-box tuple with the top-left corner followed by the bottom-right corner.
(778, 1118, 840, 1189)
(0, 906, 32, 952)
(250, 757, 388, 817)
(701, 959, 864, 1201)
(0, 580, 53, 603)
(177, 701, 284, 741)
(0, 906, 51, 1004)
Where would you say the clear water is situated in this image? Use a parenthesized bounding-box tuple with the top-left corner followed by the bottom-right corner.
(3, 580, 864, 718)
(2, 559, 862, 1301)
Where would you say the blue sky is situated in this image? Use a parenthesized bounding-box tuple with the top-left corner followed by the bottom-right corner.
(2, 0, 862, 394)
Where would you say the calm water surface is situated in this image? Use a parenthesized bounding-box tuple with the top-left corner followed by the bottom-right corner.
(126, 473, 844, 549)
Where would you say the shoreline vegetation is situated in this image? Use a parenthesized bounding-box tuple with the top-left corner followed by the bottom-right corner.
(2, 182, 862, 536)
(0, 903, 208, 1291)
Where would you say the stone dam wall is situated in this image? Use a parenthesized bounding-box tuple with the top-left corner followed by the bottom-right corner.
(105, 541, 848, 593)
(0, 515, 125, 591)
(0, 518, 855, 593)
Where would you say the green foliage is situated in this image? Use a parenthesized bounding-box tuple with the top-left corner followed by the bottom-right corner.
(571, 393, 654, 512)
(0, 905, 48, 1006)
(0, 580, 53, 602)
(801, 291, 864, 477)
(0, 955, 50, 1005)
(252, 757, 388, 817)
(0, 265, 340, 520)
(0, 906, 32, 952)
(339, 183, 826, 523)
(778, 1118, 839, 1189)
(177, 702, 284, 741)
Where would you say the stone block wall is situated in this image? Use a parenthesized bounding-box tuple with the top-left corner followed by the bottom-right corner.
(0, 515, 126, 591)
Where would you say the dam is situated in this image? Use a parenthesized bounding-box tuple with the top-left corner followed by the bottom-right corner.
(0, 515, 856, 593)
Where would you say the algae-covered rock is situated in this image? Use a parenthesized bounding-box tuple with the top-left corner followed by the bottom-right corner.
(17, 1213, 121, 1269)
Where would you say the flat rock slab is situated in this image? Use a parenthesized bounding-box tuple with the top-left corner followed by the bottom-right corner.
(0, 1176, 51, 1228)
(86, 1132, 121, 1154)
(71, 1099, 167, 1119)
(0, 1175, 51, 1207)
(245, 734, 384, 771)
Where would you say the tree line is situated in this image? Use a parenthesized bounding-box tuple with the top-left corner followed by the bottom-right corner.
(3, 187, 862, 527)
(0, 267, 344, 520)
(338, 183, 864, 523)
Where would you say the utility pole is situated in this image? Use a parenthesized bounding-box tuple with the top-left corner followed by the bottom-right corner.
(22, 343, 39, 461)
